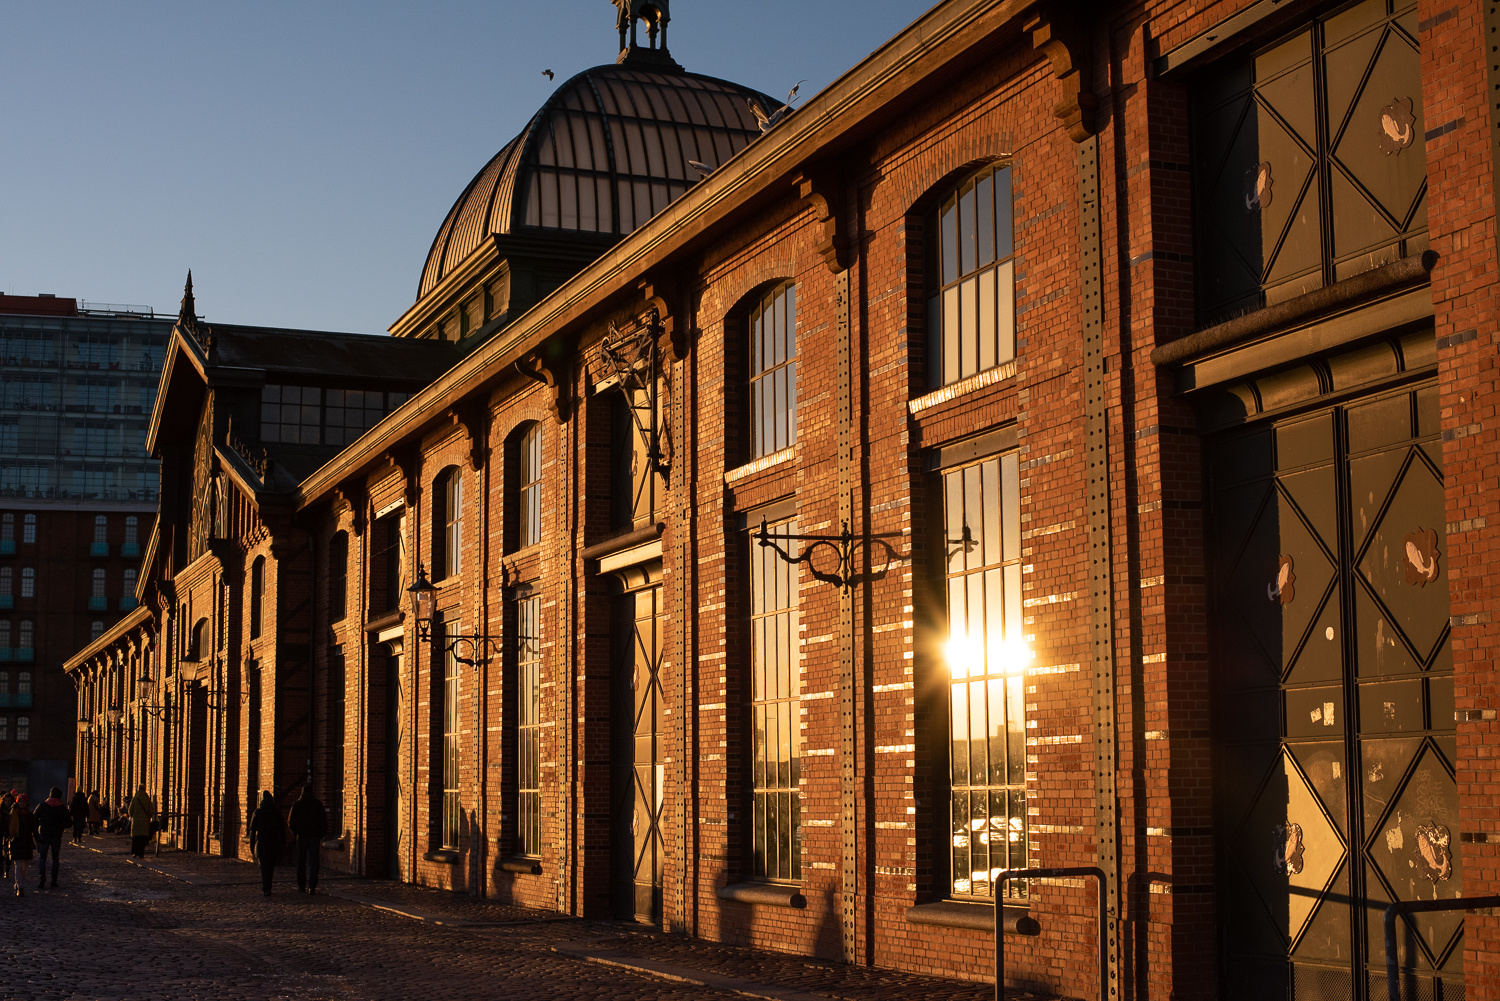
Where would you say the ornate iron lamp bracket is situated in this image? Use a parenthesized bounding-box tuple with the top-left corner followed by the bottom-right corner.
(753, 518, 855, 591)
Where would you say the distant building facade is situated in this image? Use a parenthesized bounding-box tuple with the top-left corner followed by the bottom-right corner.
(0, 292, 167, 794)
(65, 2, 1500, 1000)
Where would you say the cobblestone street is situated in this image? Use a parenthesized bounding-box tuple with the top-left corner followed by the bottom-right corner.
(0, 835, 1054, 1001)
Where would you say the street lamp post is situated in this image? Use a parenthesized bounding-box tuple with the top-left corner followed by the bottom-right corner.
(405, 563, 500, 666)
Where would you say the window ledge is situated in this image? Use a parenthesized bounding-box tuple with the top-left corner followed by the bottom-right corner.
(423, 850, 460, 864)
(716, 881, 806, 908)
(725, 446, 795, 484)
(905, 899, 1039, 935)
(364, 609, 403, 634)
(500, 857, 543, 875)
(909, 361, 1017, 415)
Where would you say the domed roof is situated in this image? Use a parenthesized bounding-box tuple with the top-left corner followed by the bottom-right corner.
(419, 64, 774, 299)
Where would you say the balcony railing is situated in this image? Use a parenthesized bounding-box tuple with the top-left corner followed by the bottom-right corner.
(88, 595, 107, 611)
(0, 540, 14, 555)
(90, 542, 109, 557)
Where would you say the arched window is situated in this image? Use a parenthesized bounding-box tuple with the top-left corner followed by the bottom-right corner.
(929, 163, 1015, 388)
(90, 621, 104, 641)
(518, 425, 541, 548)
(749, 282, 797, 457)
(17, 672, 30, 697)
(21, 568, 34, 599)
(0, 717, 8, 742)
(328, 531, 348, 621)
(0, 671, 7, 694)
(0, 568, 11, 597)
(18, 620, 32, 651)
(249, 556, 265, 639)
(433, 468, 463, 579)
(0, 622, 9, 649)
(0, 513, 12, 542)
(93, 514, 108, 545)
(123, 568, 137, 604)
(91, 568, 106, 598)
(124, 515, 138, 545)
(16, 716, 29, 742)
(22, 514, 35, 544)
(189, 618, 209, 661)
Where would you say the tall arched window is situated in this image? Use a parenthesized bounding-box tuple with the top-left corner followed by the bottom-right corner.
(518, 425, 541, 549)
(93, 514, 108, 544)
(18, 620, 32, 652)
(16, 716, 29, 742)
(0, 671, 7, 695)
(90, 621, 104, 641)
(0, 568, 11, 598)
(749, 282, 797, 458)
(20, 568, 34, 598)
(929, 163, 1015, 388)
(22, 514, 35, 544)
(0, 622, 9, 649)
(0, 514, 12, 542)
(189, 618, 209, 661)
(250, 557, 265, 639)
(434, 469, 463, 580)
(17, 672, 30, 700)
(91, 568, 106, 597)
(125, 515, 138, 545)
(328, 531, 348, 621)
(0, 716, 10, 741)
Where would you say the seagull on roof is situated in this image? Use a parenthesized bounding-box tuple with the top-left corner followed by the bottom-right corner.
(542, 69, 555, 80)
(748, 80, 806, 133)
(688, 160, 714, 178)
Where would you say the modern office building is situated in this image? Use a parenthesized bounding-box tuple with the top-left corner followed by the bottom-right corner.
(66, 1, 1500, 998)
(0, 292, 169, 795)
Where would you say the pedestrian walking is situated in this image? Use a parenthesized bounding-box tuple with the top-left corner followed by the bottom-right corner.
(33, 787, 69, 889)
(287, 785, 328, 895)
(9, 793, 36, 896)
(86, 790, 100, 835)
(128, 785, 156, 858)
(248, 791, 286, 896)
(0, 791, 13, 883)
(69, 789, 87, 845)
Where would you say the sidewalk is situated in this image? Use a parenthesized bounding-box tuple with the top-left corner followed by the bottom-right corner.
(86, 834, 1063, 1001)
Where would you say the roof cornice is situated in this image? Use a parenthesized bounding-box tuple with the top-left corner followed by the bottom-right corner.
(298, 0, 1035, 510)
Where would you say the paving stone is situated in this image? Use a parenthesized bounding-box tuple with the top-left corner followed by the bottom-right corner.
(2, 833, 1060, 1001)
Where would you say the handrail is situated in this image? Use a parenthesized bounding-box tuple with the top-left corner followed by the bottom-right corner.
(1384, 895, 1500, 1001)
(995, 867, 1107, 1001)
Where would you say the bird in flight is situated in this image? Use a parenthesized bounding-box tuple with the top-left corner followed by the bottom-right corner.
(542, 69, 555, 80)
(748, 80, 806, 133)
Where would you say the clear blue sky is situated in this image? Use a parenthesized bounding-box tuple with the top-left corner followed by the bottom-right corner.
(1, 1, 928, 333)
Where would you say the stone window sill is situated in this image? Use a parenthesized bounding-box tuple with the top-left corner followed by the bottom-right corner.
(905, 899, 1039, 935)
(423, 849, 460, 864)
(715, 881, 806, 909)
(501, 857, 542, 874)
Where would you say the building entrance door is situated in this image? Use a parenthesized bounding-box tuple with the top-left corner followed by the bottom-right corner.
(1209, 383, 1462, 1000)
(612, 585, 665, 923)
(186, 684, 208, 852)
(385, 648, 405, 880)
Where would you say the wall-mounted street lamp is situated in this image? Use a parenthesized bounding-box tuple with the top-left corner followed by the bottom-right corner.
(134, 675, 170, 722)
(406, 563, 500, 668)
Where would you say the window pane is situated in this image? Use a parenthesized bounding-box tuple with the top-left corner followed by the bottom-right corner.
(941, 202, 958, 286)
(995, 167, 1013, 260)
(978, 267, 997, 372)
(977, 171, 995, 266)
(996, 260, 1016, 365)
(959, 181, 976, 276)
(960, 276, 979, 380)
(942, 287, 960, 385)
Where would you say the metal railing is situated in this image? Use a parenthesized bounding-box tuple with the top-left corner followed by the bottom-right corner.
(995, 867, 1107, 1001)
(1384, 895, 1500, 1001)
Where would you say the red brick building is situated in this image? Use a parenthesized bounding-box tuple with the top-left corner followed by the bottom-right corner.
(67, 1, 1500, 998)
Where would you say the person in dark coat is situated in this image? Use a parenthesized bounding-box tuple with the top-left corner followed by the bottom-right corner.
(248, 791, 286, 896)
(9, 793, 36, 896)
(33, 786, 70, 889)
(86, 790, 101, 835)
(287, 785, 328, 895)
(69, 790, 88, 844)
(0, 791, 13, 882)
